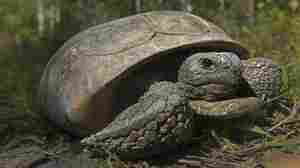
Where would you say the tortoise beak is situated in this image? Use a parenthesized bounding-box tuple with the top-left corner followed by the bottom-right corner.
(188, 97, 263, 119)
(192, 83, 238, 101)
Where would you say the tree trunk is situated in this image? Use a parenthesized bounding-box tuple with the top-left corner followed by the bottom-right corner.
(36, 0, 45, 37)
(131, 0, 143, 14)
(159, 0, 181, 11)
(239, 0, 256, 24)
(78, 0, 97, 30)
(15, 34, 23, 59)
(179, 0, 193, 12)
(218, 0, 225, 12)
(48, 5, 56, 34)
(289, 0, 299, 13)
(86, 0, 97, 26)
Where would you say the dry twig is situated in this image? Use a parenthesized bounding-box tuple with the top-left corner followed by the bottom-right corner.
(268, 100, 300, 132)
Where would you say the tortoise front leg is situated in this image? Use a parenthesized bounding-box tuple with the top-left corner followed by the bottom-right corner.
(81, 81, 195, 160)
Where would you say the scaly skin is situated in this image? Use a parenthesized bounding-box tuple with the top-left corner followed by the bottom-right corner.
(189, 57, 282, 118)
(241, 57, 282, 99)
(82, 82, 194, 159)
(81, 52, 282, 159)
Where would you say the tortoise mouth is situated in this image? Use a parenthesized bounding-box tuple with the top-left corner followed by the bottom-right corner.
(194, 83, 238, 101)
(188, 79, 259, 119)
(190, 77, 256, 102)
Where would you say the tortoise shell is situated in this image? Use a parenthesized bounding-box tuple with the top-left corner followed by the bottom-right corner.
(38, 11, 249, 136)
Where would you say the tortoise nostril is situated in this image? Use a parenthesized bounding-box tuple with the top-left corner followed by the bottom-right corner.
(200, 58, 213, 68)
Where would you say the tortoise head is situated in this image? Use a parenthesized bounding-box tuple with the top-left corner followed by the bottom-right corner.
(177, 52, 242, 100)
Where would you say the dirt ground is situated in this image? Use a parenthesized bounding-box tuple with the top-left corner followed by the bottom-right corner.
(1, 100, 300, 168)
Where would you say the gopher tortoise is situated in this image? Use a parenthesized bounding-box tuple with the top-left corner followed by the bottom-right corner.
(38, 11, 281, 159)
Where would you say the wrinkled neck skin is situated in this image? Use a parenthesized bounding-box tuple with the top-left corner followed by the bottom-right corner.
(175, 82, 204, 99)
(177, 52, 242, 101)
(176, 82, 240, 101)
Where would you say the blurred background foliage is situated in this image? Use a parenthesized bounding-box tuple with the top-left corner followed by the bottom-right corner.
(1, 0, 300, 138)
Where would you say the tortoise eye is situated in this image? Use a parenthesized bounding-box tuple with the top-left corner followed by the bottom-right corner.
(200, 58, 214, 68)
